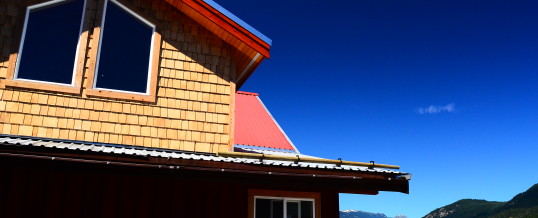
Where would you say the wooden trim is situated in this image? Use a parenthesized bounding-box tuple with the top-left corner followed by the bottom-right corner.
(83, 1, 162, 104)
(85, 89, 154, 102)
(236, 57, 264, 89)
(227, 59, 237, 150)
(74, 0, 93, 89)
(83, 0, 106, 94)
(3, 80, 82, 95)
(248, 189, 321, 218)
(148, 31, 162, 101)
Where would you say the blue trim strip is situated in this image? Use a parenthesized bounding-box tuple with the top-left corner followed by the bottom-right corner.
(202, 0, 272, 46)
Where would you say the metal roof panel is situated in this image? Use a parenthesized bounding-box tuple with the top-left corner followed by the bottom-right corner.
(0, 135, 407, 175)
(234, 92, 297, 151)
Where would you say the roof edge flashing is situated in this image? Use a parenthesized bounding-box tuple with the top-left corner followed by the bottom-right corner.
(202, 0, 272, 46)
(237, 91, 259, 96)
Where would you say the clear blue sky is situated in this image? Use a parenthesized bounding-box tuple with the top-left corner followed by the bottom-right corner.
(219, 0, 538, 217)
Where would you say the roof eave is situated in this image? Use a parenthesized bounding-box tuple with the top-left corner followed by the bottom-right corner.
(165, 0, 271, 59)
(0, 145, 409, 194)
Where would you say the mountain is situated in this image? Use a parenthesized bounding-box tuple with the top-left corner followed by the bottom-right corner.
(340, 210, 388, 218)
(424, 183, 538, 218)
(340, 210, 407, 218)
(423, 199, 504, 218)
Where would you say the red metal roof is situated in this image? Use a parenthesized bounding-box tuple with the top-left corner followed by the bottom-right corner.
(234, 91, 296, 151)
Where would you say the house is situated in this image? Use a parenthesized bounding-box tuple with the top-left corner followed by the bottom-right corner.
(0, 0, 410, 217)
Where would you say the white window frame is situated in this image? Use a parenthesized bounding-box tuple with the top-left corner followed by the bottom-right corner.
(93, 0, 156, 95)
(254, 196, 316, 218)
(14, 0, 87, 86)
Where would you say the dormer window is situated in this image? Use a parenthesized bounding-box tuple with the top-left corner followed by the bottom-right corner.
(12, 0, 86, 89)
(93, 0, 156, 94)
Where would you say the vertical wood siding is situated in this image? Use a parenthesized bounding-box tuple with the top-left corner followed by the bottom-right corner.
(0, 0, 234, 153)
(0, 156, 342, 218)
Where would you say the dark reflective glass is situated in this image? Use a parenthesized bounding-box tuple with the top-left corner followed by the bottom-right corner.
(286, 202, 299, 218)
(95, 1, 153, 93)
(256, 199, 284, 218)
(255, 199, 271, 218)
(272, 200, 284, 218)
(17, 0, 84, 84)
(300, 201, 313, 218)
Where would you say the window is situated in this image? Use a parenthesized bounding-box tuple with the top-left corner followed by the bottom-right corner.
(9, 0, 87, 93)
(6, 0, 161, 101)
(255, 197, 314, 218)
(84, 0, 161, 101)
(249, 190, 320, 218)
(93, 0, 156, 94)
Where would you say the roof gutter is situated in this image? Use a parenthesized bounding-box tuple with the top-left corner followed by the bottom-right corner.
(217, 151, 401, 170)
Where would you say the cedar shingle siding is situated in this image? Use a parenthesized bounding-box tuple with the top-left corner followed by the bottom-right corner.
(0, 0, 234, 153)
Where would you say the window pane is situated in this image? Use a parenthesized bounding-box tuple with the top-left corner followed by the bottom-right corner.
(300, 201, 313, 218)
(272, 200, 284, 218)
(17, 0, 84, 84)
(286, 202, 299, 218)
(95, 1, 153, 93)
(255, 199, 271, 218)
(256, 199, 284, 218)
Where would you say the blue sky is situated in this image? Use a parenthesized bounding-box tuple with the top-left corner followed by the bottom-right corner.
(219, 0, 538, 217)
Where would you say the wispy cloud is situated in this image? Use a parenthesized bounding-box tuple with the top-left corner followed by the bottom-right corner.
(417, 103, 455, 115)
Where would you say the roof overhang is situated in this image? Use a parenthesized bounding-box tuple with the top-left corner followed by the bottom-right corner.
(0, 135, 410, 194)
(163, 0, 271, 88)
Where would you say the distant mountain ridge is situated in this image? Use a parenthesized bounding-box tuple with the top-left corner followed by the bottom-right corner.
(339, 210, 407, 218)
(424, 183, 538, 218)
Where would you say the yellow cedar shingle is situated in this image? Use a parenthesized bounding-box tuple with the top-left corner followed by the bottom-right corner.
(81, 120, 91, 131)
(52, 128, 60, 139)
(18, 92, 31, 102)
(59, 129, 69, 138)
(38, 94, 49, 105)
(74, 119, 82, 130)
(158, 128, 167, 138)
(84, 131, 94, 141)
(36, 127, 47, 137)
(18, 125, 33, 136)
(43, 117, 58, 128)
(84, 100, 94, 110)
(109, 134, 119, 144)
(66, 119, 75, 129)
(76, 130, 85, 141)
(90, 121, 101, 132)
(2, 124, 12, 134)
(72, 109, 81, 118)
(65, 108, 73, 117)
(195, 142, 210, 153)
(183, 141, 194, 151)
(103, 102, 112, 111)
(9, 113, 23, 125)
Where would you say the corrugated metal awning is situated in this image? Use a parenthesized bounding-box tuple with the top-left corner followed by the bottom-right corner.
(0, 135, 407, 175)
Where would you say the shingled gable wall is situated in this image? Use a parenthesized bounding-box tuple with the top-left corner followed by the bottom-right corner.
(0, 0, 236, 153)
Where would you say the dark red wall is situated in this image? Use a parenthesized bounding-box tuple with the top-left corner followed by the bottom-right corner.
(0, 156, 339, 218)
